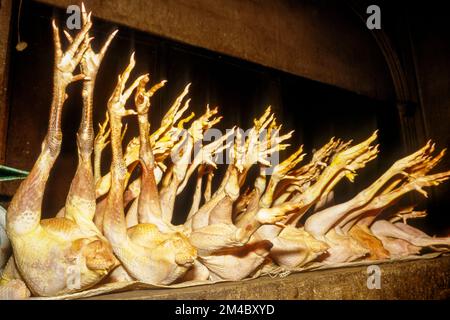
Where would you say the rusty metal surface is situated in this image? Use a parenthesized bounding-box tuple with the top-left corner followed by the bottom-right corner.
(87, 255, 450, 300)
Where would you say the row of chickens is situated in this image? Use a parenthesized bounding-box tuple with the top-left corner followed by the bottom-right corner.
(1, 7, 449, 299)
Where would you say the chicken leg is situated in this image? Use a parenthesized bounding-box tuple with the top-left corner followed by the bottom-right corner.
(64, 7, 117, 235)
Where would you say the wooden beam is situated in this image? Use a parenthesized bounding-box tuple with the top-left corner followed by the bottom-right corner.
(34, 0, 393, 100)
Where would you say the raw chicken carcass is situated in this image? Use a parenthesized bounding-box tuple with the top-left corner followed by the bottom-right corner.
(304, 141, 450, 263)
(2, 15, 118, 297)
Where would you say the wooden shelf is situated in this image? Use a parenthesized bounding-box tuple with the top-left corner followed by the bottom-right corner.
(86, 255, 450, 300)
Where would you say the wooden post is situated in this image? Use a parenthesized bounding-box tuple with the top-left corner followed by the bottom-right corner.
(0, 0, 13, 164)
